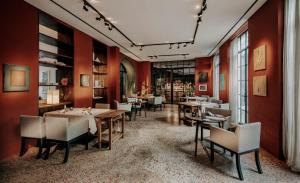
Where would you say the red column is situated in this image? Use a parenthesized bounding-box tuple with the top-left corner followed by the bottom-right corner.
(107, 47, 120, 107)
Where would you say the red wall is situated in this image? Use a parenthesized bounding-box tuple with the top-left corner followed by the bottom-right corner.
(0, 0, 39, 160)
(195, 57, 213, 96)
(107, 47, 121, 107)
(136, 61, 152, 94)
(219, 41, 230, 102)
(74, 30, 93, 108)
(248, 0, 284, 159)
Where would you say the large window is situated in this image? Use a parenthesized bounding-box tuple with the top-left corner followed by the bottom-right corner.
(237, 32, 248, 123)
(213, 53, 220, 99)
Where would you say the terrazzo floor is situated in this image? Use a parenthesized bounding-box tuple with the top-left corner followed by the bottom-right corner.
(0, 105, 299, 183)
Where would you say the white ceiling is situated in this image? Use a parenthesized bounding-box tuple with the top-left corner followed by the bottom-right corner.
(25, 0, 267, 62)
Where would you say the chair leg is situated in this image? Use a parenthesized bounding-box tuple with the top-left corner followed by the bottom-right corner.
(210, 141, 214, 162)
(255, 150, 263, 174)
(19, 137, 26, 157)
(236, 154, 244, 180)
(36, 138, 43, 159)
(44, 140, 51, 160)
(85, 133, 89, 150)
(63, 142, 70, 163)
(200, 126, 204, 141)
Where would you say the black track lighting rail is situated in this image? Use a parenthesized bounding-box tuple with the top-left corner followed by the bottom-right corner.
(82, 0, 207, 50)
(148, 54, 190, 59)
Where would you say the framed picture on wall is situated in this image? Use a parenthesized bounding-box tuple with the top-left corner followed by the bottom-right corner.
(199, 72, 208, 83)
(220, 73, 225, 91)
(80, 74, 90, 87)
(254, 45, 266, 71)
(199, 84, 207, 91)
(3, 64, 30, 92)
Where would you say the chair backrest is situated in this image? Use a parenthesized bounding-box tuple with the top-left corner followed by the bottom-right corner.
(114, 100, 131, 111)
(95, 103, 110, 109)
(200, 103, 219, 113)
(20, 115, 45, 138)
(127, 97, 137, 103)
(219, 103, 230, 110)
(210, 98, 223, 104)
(154, 96, 163, 105)
(235, 122, 261, 152)
(206, 107, 231, 117)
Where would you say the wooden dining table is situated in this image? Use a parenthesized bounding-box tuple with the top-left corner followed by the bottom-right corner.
(177, 102, 201, 125)
(94, 110, 127, 150)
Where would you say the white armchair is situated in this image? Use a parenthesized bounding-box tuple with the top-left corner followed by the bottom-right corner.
(20, 115, 45, 158)
(44, 116, 89, 163)
(209, 122, 262, 180)
(148, 96, 163, 111)
(114, 100, 133, 121)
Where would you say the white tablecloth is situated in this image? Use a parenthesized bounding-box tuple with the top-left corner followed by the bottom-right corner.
(44, 108, 110, 134)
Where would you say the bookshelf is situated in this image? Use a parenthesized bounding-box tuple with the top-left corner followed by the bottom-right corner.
(92, 40, 108, 106)
(38, 13, 74, 114)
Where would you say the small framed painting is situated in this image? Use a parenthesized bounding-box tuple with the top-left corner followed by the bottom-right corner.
(254, 45, 266, 71)
(80, 74, 90, 87)
(199, 72, 208, 83)
(199, 84, 207, 91)
(3, 64, 30, 92)
(253, 75, 267, 96)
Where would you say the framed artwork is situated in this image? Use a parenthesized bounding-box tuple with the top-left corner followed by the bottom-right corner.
(199, 72, 208, 83)
(253, 75, 267, 96)
(254, 45, 266, 71)
(199, 84, 207, 91)
(80, 74, 90, 87)
(220, 73, 225, 91)
(3, 64, 30, 92)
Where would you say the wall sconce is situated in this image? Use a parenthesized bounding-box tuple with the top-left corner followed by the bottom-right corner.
(47, 90, 60, 104)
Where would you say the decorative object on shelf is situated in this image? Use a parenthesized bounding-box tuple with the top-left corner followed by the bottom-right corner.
(3, 64, 30, 92)
(46, 90, 60, 104)
(61, 78, 69, 86)
(199, 84, 208, 92)
(253, 75, 267, 96)
(199, 72, 208, 83)
(220, 73, 225, 91)
(254, 44, 266, 71)
(80, 74, 90, 87)
(60, 87, 71, 101)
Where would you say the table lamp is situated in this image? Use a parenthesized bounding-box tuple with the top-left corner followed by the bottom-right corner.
(47, 90, 60, 104)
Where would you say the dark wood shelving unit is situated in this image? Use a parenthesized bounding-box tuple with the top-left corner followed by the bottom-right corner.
(38, 13, 74, 115)
(93, 40, 108, 106)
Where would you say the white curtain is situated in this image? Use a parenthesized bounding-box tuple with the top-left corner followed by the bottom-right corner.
(229, 38, 239, 123)
(213, 53, 220, 99)
(283, 0, 300, 172)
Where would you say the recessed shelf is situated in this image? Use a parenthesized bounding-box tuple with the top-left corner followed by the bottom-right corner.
(39, 50, 73, 60)
(39, 61, 73, 68)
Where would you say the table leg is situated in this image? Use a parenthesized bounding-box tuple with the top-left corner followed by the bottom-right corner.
(97, 118, 102, 149)
(195, 121, 199, 156)
(109, 118, 112, 150)
(122, 114, 125, 138)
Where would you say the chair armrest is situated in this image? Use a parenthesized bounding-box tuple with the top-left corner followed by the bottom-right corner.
(210, 126, 238, 152)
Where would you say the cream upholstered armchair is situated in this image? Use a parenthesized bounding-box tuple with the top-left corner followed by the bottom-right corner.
(209, 122, 263, 180)
(114, 100, 133, 120)
(44, 116, 89, 163)
(148, 96, 163, 111)
(20, 115, 45, 159)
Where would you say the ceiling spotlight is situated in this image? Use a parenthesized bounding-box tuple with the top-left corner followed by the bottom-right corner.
(198, 10, 203, 17)
(202, 3, 207, 11)
(96, 16, 101, 21)
(83, 4, 88, 11)
(154, 56, 158, 59)
(197, 17, 202, 23)
(149, 56, 153, 59)
(183, 43, 188, 47)
(130, 43, 134, 47)
(191, 42, 194, 45)
(108, 25, 113, 31)
(104, 20, 109, 26)
(140, 46, 143, 51)
(169, 44, 172, 49)
(177, 44, 180, 49)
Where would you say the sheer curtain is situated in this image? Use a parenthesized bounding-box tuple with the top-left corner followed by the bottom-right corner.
(229, 38, 239, 122)
(213, 53, 220, 99)
(283, 0, 300, 172)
